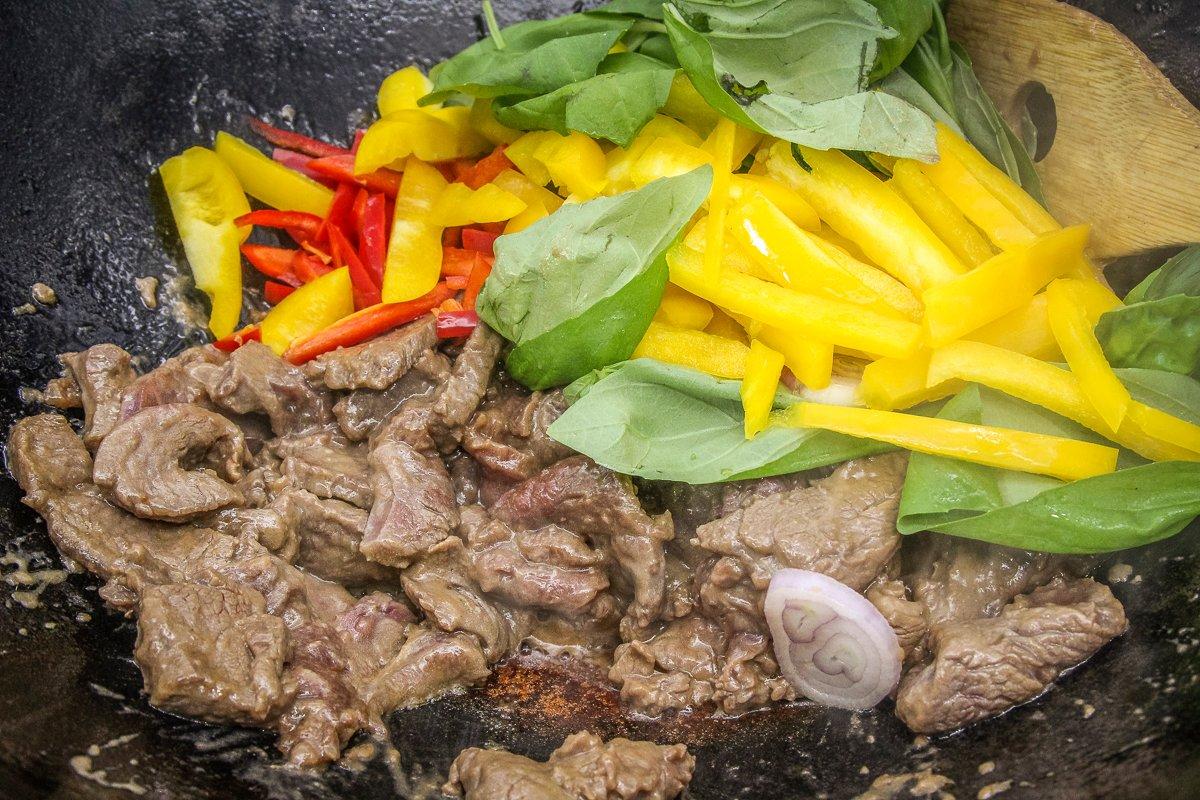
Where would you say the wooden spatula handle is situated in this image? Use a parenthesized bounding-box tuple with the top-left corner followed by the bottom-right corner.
(949, 0, 1200, 260)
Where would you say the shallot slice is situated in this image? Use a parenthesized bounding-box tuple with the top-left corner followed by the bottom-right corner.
(765, 568, 901, 710)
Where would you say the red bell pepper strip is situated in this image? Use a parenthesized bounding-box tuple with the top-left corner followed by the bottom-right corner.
(461, 227, 500, 256)
(463, 255, 492, 311)
(263, 281, 296, 304)
(351, 188, 369, 233)
(351, 129, 366, 153)
(236, 209, 324, 239)
(305, 153, 402, 197)
(321, 182, 359, 246)
(436, 309, 479, 339)
(284, 282, 456, 364)
(476, 220, 506, 235)
(442, 227, 462, 248)
(358, 192, 387, 286)
(327, 223, 381, 309)
(292, 250, 333, 283)
(441, 246, 478, 277)
(241, 244, 301, 285)
(272, 148, 338, 187)
(450, 159, 475, 183)
(444, 274, 469, 290)
(461, 146, 515, 189)
(213, 324, 262, 352)
(247, 117, 348, 158)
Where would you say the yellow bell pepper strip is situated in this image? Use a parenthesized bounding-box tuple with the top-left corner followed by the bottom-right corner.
(355, 109, 489, 175)
(923, 224, 1090, 346)
(503, 200, 549, 234)
(260, 266, 355, 355)
(159, 147, 252, 339)
(468, 98, 522, 145)
(729, 174, 820, 231)
(781, 402, 1119, 482)
(214, 131, 333, 217)
(704, 308, 750, 344)
(859, 352, 964, 411)
(703, 119, 761, 171)
(667, 243, 922, 359)
(491, 169, 564, 212)
(633, 321, 750, 379)
(1071, 278, 1123, 323)
(377, 66, 433, 116)
(926, 340, 1198, 462)
(703, 118, 737, 283)
(919, 146, 1034, 250)
(654, 283, 714, 330)
(729, 194, 921, 321)
(506, 130, 607, 199)
(382, 158, 447, 303)
(630, 137, 712, 187)
(604, 115, 704, 193)
(1046, 278, 1132, 432)
(662, 73, 722, 136)
(504, 131, 558, 185)
(742, 340, 785, 438)
(764, 142, 966, 294)
(429, 183, 527, 227)
(737, 315, 834, 390)
(967, 293, 1061, 361)
(889, 161, 994, 267)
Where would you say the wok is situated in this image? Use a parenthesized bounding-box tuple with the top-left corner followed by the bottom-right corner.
(1, 1, 1197, 797)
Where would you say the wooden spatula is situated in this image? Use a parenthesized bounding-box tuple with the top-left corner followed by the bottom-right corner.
(949, 0, 1200, 261)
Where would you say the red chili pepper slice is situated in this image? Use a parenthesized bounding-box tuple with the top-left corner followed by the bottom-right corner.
(441, 247, 478, 277)
(292, 250, 333, 283)
(444, 275, 469, 290)
(263, 281, 296, 304)
(460, 146, 515, 190)
(213, 325, 262, 352)
(247, 117, 348, 158)
(320, 182, 359, 247)
(358, 192, 387, 287)
(240, 244, 301, 285)
(463, 254, 493, 311)
(327, 223, 381, 309)
(235, 210, 325, 240)
(351, 129, 366, 153)
(436, 309, 479, 339)
(461, 227, 500, 256)
(284, 282, 456, 364)
(305, 153, 402, 197)
(271, 148, 338, 187)
(442, 227, 462, 248)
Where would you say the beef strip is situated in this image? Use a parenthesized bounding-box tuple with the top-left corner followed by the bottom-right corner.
(445, 731, 694, 800)
(120, 345, 227, 418)
(135, 582, 291, 725)
(896, 577, 1127, 733)
(696, 556, 764, 636)
(333, 349, 450, 441)
(429, 322, 504, 453)
(866, 578, 928, 664)
(649, 472, 811, 542)
(271, 489, 396, 586)
(361, 439, 459, 567)
(270, 432, 373, 509)
(59, 343, 138, 448)
(365, 625, 491, 717)
(93, 403, 246, 521)
(462, 383, 571, 481)
(491, 456, 673, 630)
(695, 453, 907, 593)
(207, 506, 297, 559)
(210, 341, 331, 435)
(306, 316, 437, 390)
(41, 374, 83, 408)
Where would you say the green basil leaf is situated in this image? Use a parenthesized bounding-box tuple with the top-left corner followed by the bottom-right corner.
(663, 3, 938, 159)
(492, 52, 675, 147)
(477, 167, 712, 390)
(549, 359, 890, 483)
(866, 0, 936, 81)
(593, 0, 666, 20)
(1124, 244, 1200, 303)
(1096, 294, 1200, 379)
(425, 13, 633, 103)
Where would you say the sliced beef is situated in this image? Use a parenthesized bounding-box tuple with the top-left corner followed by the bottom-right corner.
(492, 456, 673, 630)
(134, 582, 290, 725)
(333, 349, 450, 441)
(272, 489, 395, 586)
(895, 577, 1127, 733)
(695, 453, 907, 593)
(696, 556, 764, 635)
(429, 322, 504, 453)
(401, 537, 530, 662)
(120, 345, 226, 418)
(464, 511, 609, 615)
(59, 344, 138, 448)
(448, 451, 482, 506)
(650, 472, 811, 542)
(361, 440, 459, 567)
(208, 506, 297, 559)
(93, 404, 246, 521)
(867, 578, 928, 663)
(366, 625, 490, 716)
(210, 341, 331, 435)
(445, 731, 694, 800)
(270, 432, 373, 509)
(306, 316, 437, 390)
(462, 384, 571, 481)
(715, 630, 793, 713)
(41, 375, 83, 409)
(609, 616, 723, 716)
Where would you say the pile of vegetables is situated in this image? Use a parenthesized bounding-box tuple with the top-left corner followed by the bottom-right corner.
(160, 0, 1200, 557)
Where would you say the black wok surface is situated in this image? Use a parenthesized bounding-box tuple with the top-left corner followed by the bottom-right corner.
(1, 1, 1198, 798)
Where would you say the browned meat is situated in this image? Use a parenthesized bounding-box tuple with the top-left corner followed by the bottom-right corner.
(867, 578, 928, 663)
(333, 349, 450, 441)
(449, 451, 482, 506)
(361, 440, 459, 567)
(896, 577, 1127, 733)
(650, 472, 810, 541)
(306, 316, 437, 390)
(464, 512, 609, 615)
(59, 344, 138, 447)
(430, 323, 504, 453)
(462, 384, 571, 481)
(402, 537, 530, 662)
(696, 556, 763, 635)
(272, 489, 396, 586)
(445, 731, 694, 800)
(366, 625, 490, 716)
(134, 583, 290, 725)
(93, 404, 246, 521)
(271, 432, 373, 509)
(492, 456, 673, 630)
(715, 630, 793, 713)
(210, 341, 331, 435)
(120, 345, 226, 418)
(696, 453, 906, 593)
(334, 591, 414, 670)
(41, 374, 83, 408)
(208, 506, 297, 558)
